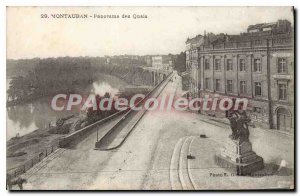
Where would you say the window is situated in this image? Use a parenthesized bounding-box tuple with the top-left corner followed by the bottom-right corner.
(253, 58, 261, 72)
(239, 59, 246, 71)
(215, 59, 221, 71)
(253, 107, 262, 113)
(263, 27, 272, 31)
(205, 78, 210, 89)
(192, 50, 197, 60)
(204, 59, 210, 70)
(226, 59, 233, 71)
(215, 79, 221, 91)
(278, 58, 287, 73)
(278, 83, 287, 100)
(255, 82, 262, 96)
(254, 40, 262, 45)
(249, 29, 259, 33)
(227, 80, 233, 93)
(240, 81, 247, 94)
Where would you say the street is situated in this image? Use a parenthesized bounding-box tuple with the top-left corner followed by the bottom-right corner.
(21, 73, 294, 190)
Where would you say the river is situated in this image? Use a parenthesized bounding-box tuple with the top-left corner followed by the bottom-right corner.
(6, 74, 127, 140)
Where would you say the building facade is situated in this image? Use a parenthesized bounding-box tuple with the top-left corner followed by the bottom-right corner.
(186, 20, 294, 132)
(152, 55, 175, 70)
(152, 56, 163, 69)
(185, 35, 204, 98)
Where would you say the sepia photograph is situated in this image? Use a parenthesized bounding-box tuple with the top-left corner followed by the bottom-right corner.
(5, 6, 295, 190)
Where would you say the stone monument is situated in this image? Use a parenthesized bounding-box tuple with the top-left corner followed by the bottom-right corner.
(215, 110, 264, 176)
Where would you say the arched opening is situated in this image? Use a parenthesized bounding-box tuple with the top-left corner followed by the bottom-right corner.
(276, 107, 292, 131)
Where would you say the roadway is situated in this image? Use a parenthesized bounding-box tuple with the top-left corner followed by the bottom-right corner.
(95, 73, 172, 150)
(22, 72, 178, 190)
(21, 72, 294, 190)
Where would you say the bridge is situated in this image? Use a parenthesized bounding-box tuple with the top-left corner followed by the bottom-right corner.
(94, 71, 172, 150)
(141, 67, 171, 86)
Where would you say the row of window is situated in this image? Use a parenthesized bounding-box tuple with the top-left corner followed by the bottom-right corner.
(203, 58, 288, 73)
(204, 79, 287, 100)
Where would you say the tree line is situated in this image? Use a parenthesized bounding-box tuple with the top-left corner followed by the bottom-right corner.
(7, 53, 186, 105)
(7, 57, 153, 105)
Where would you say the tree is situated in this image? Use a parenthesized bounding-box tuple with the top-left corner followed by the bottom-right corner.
(174, 52, 186, 73)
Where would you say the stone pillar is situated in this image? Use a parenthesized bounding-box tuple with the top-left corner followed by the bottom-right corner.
(215, 138, 264, 176)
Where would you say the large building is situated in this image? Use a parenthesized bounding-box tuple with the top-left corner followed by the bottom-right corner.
(152, 56, 163, 69)
(186, 35, 204, 98)
(186, 20, 294, 132)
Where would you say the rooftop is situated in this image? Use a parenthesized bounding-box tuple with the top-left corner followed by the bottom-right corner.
(186, 19, 293, 47)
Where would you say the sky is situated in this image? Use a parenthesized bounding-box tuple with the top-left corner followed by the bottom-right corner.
(7, 7, 294, 59)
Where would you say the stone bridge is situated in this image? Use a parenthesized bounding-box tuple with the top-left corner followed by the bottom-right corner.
(142, 67, 172, 86)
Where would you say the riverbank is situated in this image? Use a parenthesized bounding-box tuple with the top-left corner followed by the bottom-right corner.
(6, 70, 153, 174)
(7, 112, 89, 169)
(7, 126, 63, 171)
(7, 89, 152, 173)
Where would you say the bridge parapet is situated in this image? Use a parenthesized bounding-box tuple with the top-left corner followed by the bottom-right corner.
(58, 71, 173, 148)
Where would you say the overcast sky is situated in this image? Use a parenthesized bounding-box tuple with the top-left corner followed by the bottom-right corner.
(7, 7, 293, 59)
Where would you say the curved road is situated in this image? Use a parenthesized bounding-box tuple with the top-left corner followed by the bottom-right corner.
(21, 72, 294, 190)
(23, 73, 181, 190)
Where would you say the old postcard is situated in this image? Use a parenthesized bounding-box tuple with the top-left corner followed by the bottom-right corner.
(6, 6, 294, 190)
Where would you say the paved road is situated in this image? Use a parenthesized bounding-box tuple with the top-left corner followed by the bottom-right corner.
(96, 74, 172, 150)
(23, 73, 179, 190)
(22, 73, 294, 190)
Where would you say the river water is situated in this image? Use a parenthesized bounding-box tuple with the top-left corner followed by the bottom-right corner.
(6, 74, 127, 140)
